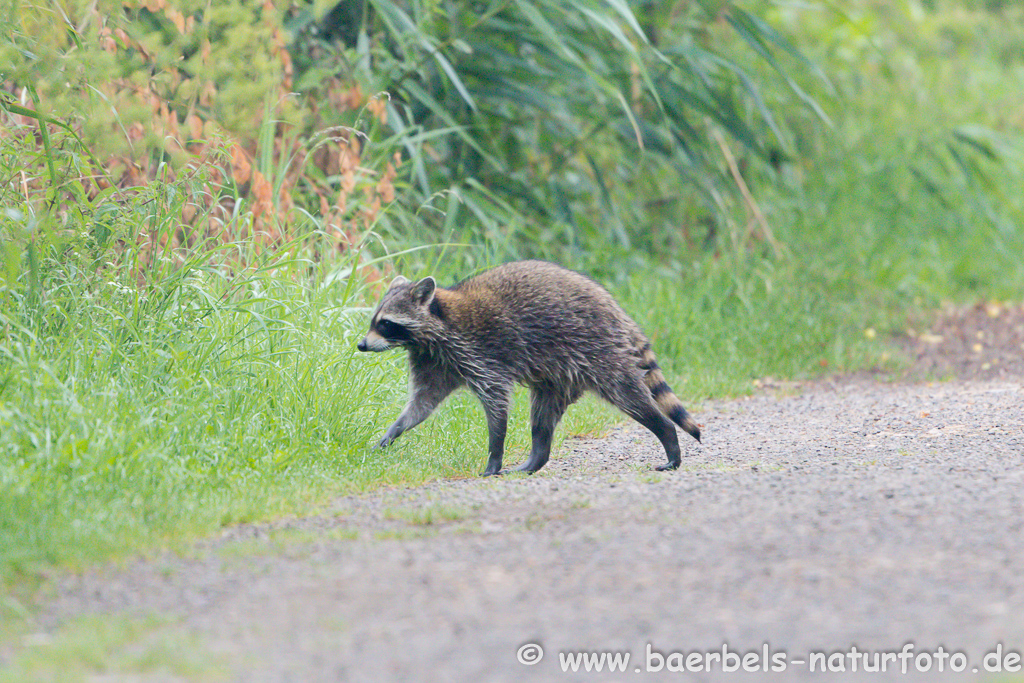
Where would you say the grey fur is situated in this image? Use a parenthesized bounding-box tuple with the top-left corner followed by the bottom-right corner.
(356, 260, 700, 475)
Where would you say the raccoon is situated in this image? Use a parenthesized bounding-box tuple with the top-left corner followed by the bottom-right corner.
(356, 260, 700, 475)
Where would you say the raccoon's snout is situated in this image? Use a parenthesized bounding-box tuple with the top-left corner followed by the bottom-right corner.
(358, 331, 392, 352)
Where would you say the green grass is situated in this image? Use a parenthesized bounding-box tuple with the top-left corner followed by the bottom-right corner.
(0, 225, 887, 594)
(0, 614, 224, 683)
(383, 504, 471, 526)
(213, 527, 360, 562)
(0, 174, 1010, 594)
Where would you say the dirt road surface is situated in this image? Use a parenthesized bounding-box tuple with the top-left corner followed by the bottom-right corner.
(27, 304, 1024, 681)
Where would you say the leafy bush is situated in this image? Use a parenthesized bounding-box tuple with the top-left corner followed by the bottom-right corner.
(288, 0, 829, 258)
(3, 0, 825, 266)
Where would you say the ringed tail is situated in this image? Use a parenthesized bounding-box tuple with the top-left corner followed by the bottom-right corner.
(639, 343, 701, 443)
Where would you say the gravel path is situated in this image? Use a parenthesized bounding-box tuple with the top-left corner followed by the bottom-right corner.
(26, 305, 1024, 681)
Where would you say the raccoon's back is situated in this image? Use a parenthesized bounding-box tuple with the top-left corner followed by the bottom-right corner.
(449, 261, 644, 380)
(455, 261, 624, 316)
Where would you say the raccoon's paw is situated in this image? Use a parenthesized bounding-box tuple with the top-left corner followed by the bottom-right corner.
(377, 424, 404, 449)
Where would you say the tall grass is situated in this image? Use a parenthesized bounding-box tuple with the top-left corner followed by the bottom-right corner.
(0, 216, 884, 587)
(0, 121, 614, 588)
(0, 116, 876, 589)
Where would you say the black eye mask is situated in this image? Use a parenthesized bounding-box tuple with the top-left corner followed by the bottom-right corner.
(376, 319, 410, 341)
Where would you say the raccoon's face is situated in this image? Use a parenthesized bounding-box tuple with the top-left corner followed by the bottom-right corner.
(357, 275, 437, 352)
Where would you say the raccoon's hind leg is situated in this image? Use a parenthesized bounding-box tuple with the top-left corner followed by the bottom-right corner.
(634, 406, 682, 471)
(513, 385, 581, 474)
(601, 378, 682, 471)
(379, 366, 460, 448)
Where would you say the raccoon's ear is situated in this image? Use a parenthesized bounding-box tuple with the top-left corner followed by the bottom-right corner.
(387, 275, 410, 290)
(410, 277, 436, 306)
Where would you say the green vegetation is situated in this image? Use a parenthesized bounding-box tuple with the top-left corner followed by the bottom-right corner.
(384, 503, 470, 525)
(0, 614, 222, 682)
(2, 0, 1024, 597)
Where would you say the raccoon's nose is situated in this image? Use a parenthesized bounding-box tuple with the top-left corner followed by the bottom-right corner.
(357, 338, 368, 352)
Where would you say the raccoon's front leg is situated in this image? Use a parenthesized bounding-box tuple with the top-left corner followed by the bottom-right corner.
(472, 383, 513, 477)
(379, 366, 460, 448)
